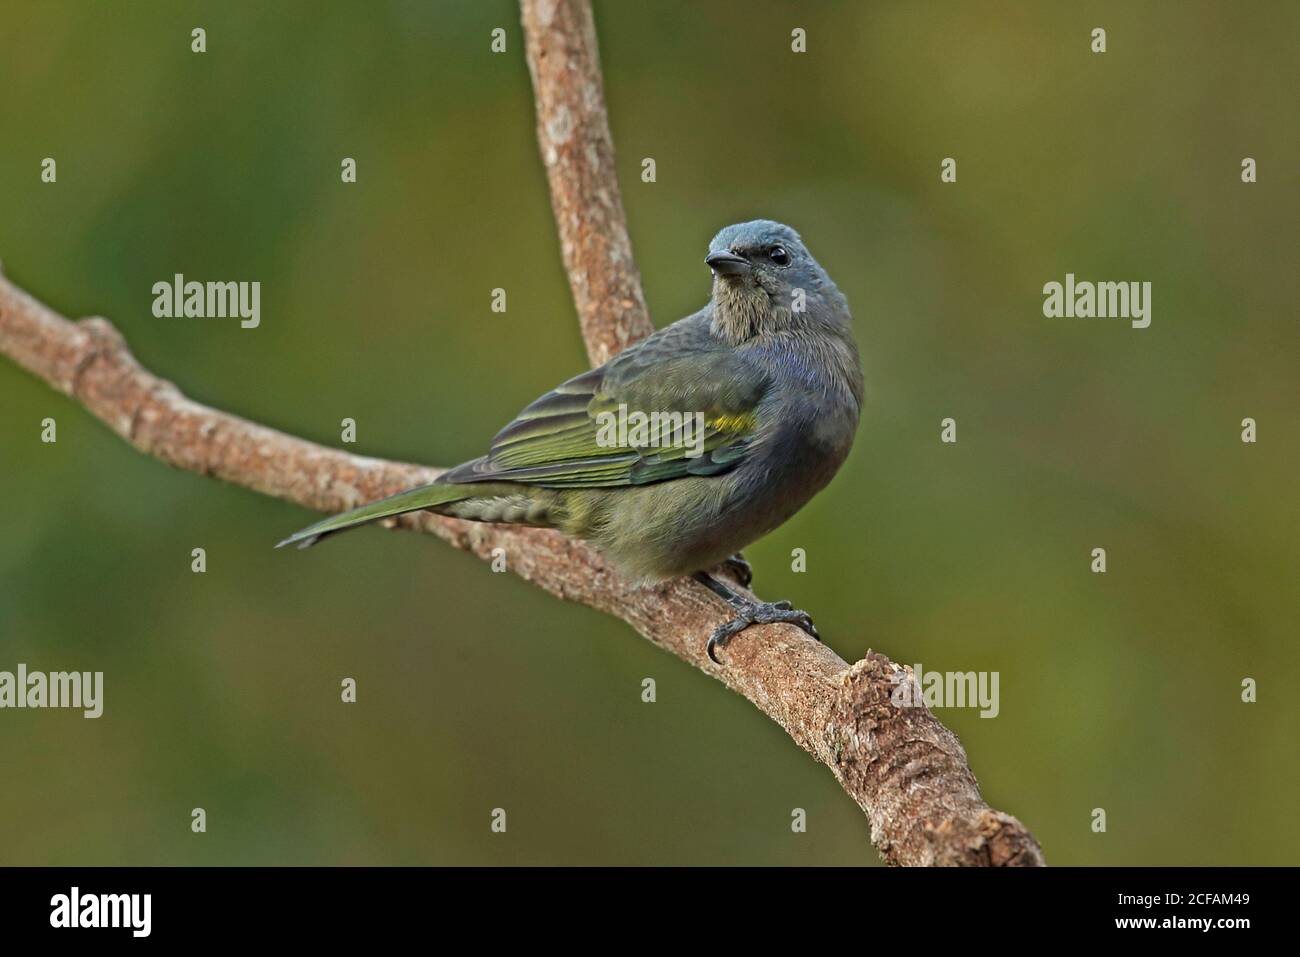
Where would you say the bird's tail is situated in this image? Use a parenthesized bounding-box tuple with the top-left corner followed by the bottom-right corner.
(275, 480, 473, 550)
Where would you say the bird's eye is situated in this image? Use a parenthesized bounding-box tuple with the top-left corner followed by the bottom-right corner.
(769, 246, 790, 266)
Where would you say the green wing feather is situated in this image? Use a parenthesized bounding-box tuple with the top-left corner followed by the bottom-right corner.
(277, 316, 768, 549)
(442, 318, 769, 489)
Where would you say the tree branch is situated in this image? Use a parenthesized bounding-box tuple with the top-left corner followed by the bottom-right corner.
(0, 0, 1044, 866)
(522, 0, 654, 366)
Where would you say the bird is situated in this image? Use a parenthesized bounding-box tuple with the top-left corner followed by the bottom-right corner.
(278, 220, 864, 663)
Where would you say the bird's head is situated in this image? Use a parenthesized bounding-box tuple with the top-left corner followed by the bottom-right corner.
(704, 220, 846, 343)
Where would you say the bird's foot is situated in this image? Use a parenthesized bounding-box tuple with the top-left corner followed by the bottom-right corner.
(706, 599, 819, 664)
(719, 552, 753, 588)
(692, 571, 819, 663)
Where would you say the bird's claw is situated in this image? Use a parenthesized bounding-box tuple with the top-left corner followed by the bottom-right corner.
(706, 601, 820, 664)
(720, 553, 753, 588)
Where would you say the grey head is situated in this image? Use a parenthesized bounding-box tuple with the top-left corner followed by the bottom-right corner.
(704, 220, 850, 344)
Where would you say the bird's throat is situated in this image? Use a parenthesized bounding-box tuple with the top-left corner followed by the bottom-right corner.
(711, 281, 771, 344)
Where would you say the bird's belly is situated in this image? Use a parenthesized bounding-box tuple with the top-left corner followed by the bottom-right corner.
(585, 439, 846, 582)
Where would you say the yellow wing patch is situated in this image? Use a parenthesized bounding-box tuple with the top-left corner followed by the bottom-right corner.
(708, 411, 759, 434)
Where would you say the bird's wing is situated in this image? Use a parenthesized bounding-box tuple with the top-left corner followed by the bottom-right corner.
(441, 318, 769, 489)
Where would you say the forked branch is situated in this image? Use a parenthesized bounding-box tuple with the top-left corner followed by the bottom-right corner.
(0, 0, 1043, 866)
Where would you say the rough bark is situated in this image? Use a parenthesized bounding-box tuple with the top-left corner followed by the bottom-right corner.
(0, 0, 1044, 867)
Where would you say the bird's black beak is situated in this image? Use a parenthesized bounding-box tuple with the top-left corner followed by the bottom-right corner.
(706, 251, 751, 277)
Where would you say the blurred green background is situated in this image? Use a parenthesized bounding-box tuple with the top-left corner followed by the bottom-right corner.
(1, 0, 1296, 866)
